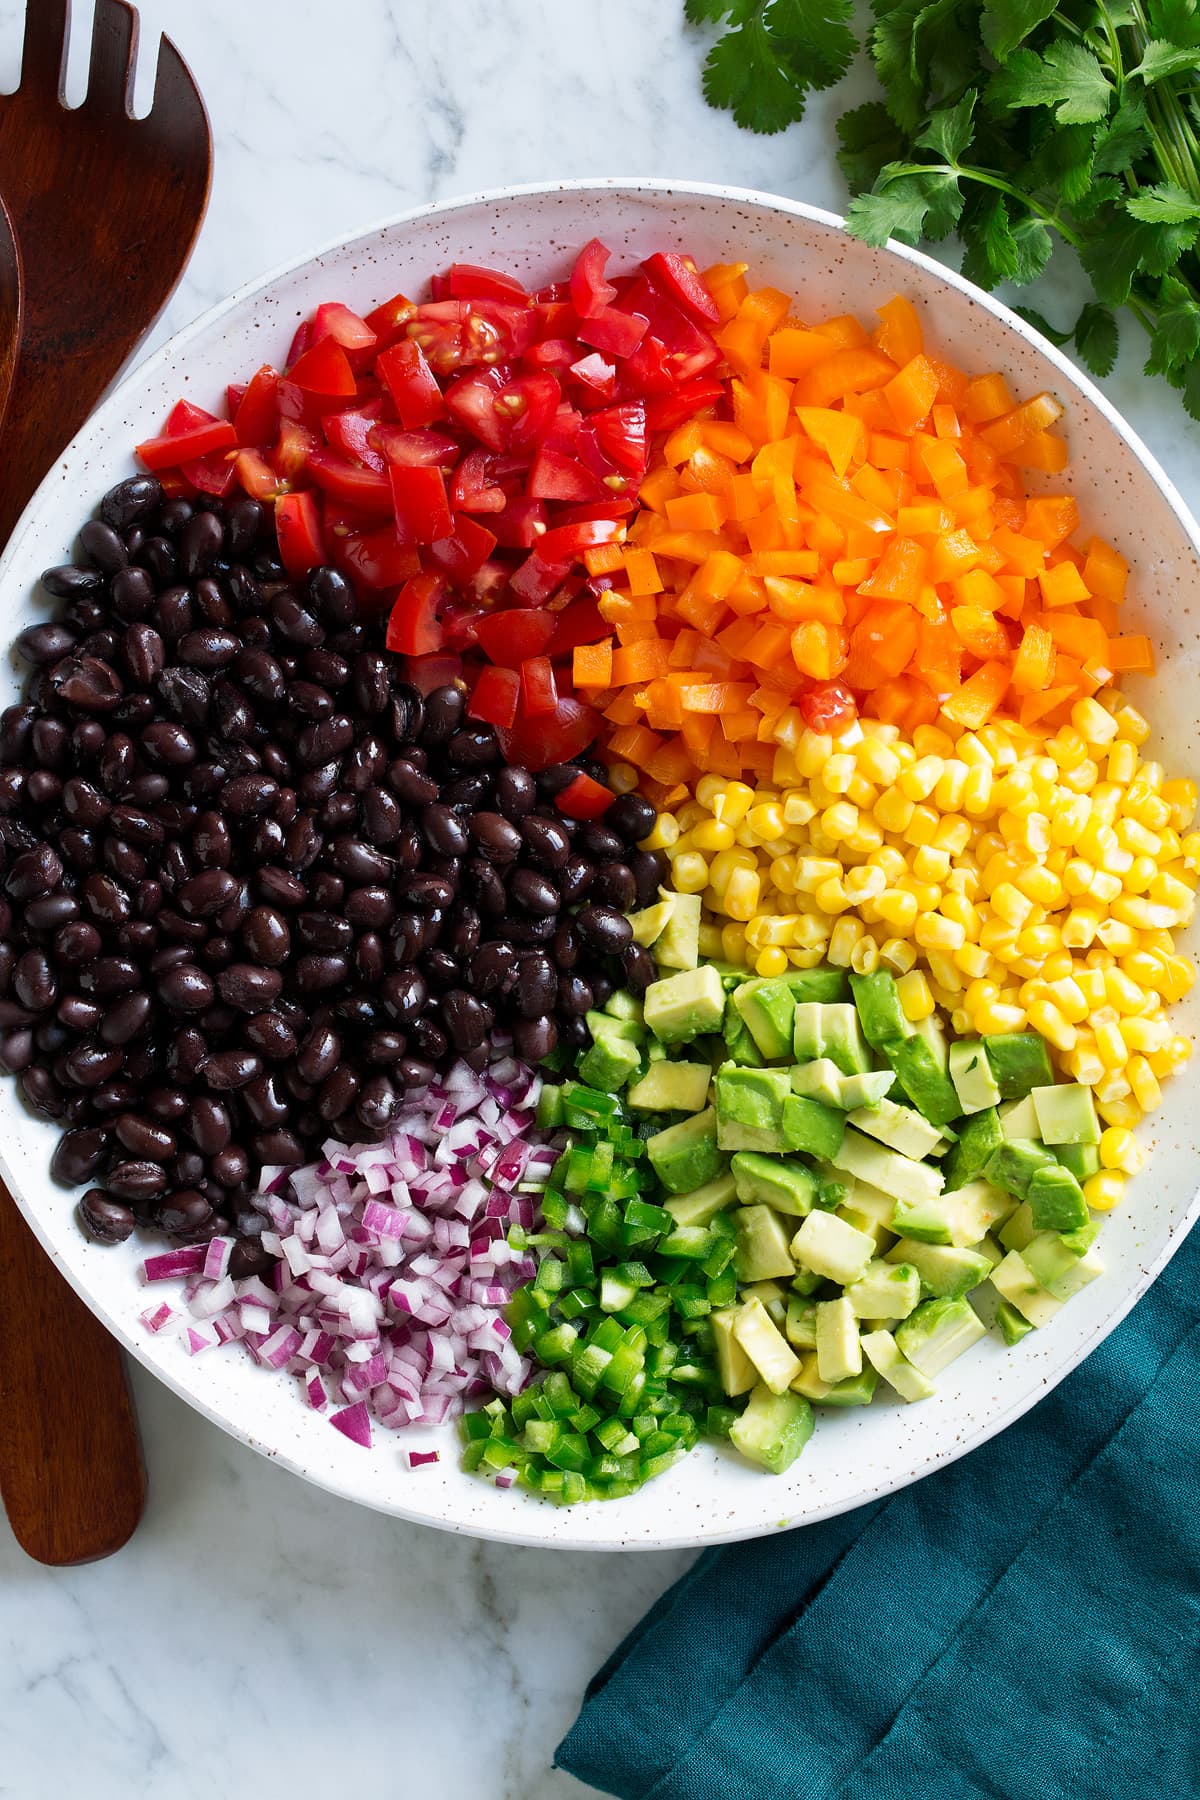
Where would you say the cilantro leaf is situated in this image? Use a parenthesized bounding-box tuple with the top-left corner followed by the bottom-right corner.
(1010, 213, 1054, 282)
(960, 193, 1020, 287)
(836, 103, 907, 190)
(1130, 39, 1200, 84)
(1145, 275, 1200, 373)
(1073, 302, 1120, 375)
(845, 179, 935, 247)
(915, 89, 977, 163)
(988, 43, 1113, 125)
(871, 0, 979, 136)
(1084, 215, 1200, 303)
(683, 0, 735, 21)
(1091, 99, 1152, 176)
(691, 0, 857, 133)
(980, 0, 1059, 61)
(1015, 305, 1074, 344)
(1125, 183, 1200, 223)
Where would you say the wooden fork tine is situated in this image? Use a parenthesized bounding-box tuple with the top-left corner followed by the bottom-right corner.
(88, 0, 138, 119)
(21, 0, 71, 98)
(150, 29, 208, 129)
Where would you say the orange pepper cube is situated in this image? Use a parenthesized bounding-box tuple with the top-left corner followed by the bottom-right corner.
(1038, 561, 1091, 608)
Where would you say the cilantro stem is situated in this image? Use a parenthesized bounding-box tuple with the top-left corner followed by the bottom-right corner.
(884, 162, 1084, 252)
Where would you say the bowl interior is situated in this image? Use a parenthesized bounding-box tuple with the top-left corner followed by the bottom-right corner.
(2, 181, 1196, 1550)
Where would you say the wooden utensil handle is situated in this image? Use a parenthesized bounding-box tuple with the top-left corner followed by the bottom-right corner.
(0, 1186, 145, 1564)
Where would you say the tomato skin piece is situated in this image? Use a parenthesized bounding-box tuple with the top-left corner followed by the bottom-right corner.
(495, 696, 599, 771)
(273, 419, 319, 481)
(644, 379, 724, 431)
(555, 771, 615, 819)
(520, 654, 558, 717)
(321, 406, 385, 471)
(444, 364, 510, 452)
(287, 335, 357, 398)
(524, 336, 579, 376)
(181, 451, 237, 497)
(451, 447, 507, 514)
(286, 321, 312, 367)
(475, 608, 557, 668)
(545, 595, 606, 657)
(446, 263, 530, 303)
(586, 401, 647, 477)
(403, 652, 463, 693)
(363, 291, 416, 350)
(233, 365, 281, 447)
(233, 448, 281, 502)
(311, 301, 378, 354)
(576, 307, 649, 359)
(490, 494, 548, 549)
(337, 527, 422, 594)
(275, 492, 326, 579)
(426, 514, 498, 582)
(528, 444, 605, 503)
(377, 340, 446, 430)
(386, 572, 446, 655)
(569, 238, 618, 320)
(569, 351, 617, 404)
(305, 450, 394, 514)
(137, 418, 237, 471)
(371, 425, 459, 468)
(467, 663, 521, 728)
(641, 252, 720, 326)
(389, 463, 454, 544)
(508, 551, 572, 606)
(499, 372, 562, 451)
(536, 517, 623, 562)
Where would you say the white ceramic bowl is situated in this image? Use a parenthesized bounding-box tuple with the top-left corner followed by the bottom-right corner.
(2, 180, 1196, 1551)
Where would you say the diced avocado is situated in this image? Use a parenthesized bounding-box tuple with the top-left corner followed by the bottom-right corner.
(790, 1265, 823, 1296)
(577, 1019, 642, 1094)
(604, 989, 644, 1025)
(734, 1205, 797, 1283)
(1022, 1221, 1102, 1298)
(984, 1138, 1058, 1201)
(585, 1008, 642, 1044)
(883, 1035, 961, 1127)
(644, 965, 726, 1045)
(663, 1169, 737, 1228)
(845, 1259, 922, 1320)
(1055, 1140, 1101, 1182)
(977, 1232, 1004, 1270)
(849, 969, 912, 1047)
(815, 1296, 862, 1384)
(949, 1038, 1002, 1114)
(984, 1031, 1055, 1100)
(790, 1210, 875, 1285)
(715, 1064, 792, 1152)
(782, 966, 849, 1003)
(789, 1350, 832, 1401)
(732, 978, 796, 1060)
(626, 1061, 711, 1113)
(891, 1178, 1013, 1248)
(834, 1181, 896, 1234)
(723, 1006, 765, 1067)
(999, 1095, 1042, 1141)
(819, 1004, 872, 1076)
(711, 1308, 757, 1396)
(1031, 1082, 1101, 1146)
(653, 890, 702, 970)
(943, 1108, 1004, 1189)
(1027, 1162, 1090, 1232)
(645, 1108, 725, 1194)
(781, 1094, 846, 1159)
(861, 1329, 934, 1401)
(732, 1296, 803, 1392)
(847, 1096, 945, 1160)
(996, 1300, 1034, 1346)
(997, 1200, 1036, 1252)
(731, 1150, 818, 1217)
(729, 1383, 814, 1473)
(989, 1250, 1063, 1327)
(627, 898, 673, 948)
(741, 1279, 789, 1326)
(895, 1296, 986, 1376)
(785, 1295, 818, 1349)
(816, 1364, 880, 1407)
(792, 1065, 894, 1110)
(826, 1126, 944, 1208)
(886, 1238, 993, 1300)
(791, 1002, 825, 1062)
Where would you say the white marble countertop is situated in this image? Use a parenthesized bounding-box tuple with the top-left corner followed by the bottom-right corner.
(2, 3, 1199, 1797)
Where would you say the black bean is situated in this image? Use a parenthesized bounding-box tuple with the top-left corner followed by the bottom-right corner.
(202, 1049, 262, 1090)
(421, 803, 469, 857)
(26, 893, 80, 933)
(469, 941, 517, 998)
(154, 1190, 213, 1235)
(575, 904, 633, 954)
(296, 911, 353, 952)
(447, 724, 497, 768)
(17, 623, 78, 665)
(351, 652, 390, 716)
(420, 684, 464, 745)
(607, 792, 656, 844)
(464, 857, 507, 915)
(180, 509, 225, 579)
(559, 855, 596, 905)
(225, 498, 264, 558)
(388, 685, 424, 745)
(58, 994, 101, 1034)
(0, 1030, 31, 1074)
(514, 1014, 558, 1061)
(78, 1188, 136, 1244)
(557, 972, 594, 1017)
(6, 843, 63, 900)
(592, 861, 638, 911)
(223, 773, 279, 819)
(470, 812, 522, 863)
(115, 1115, 176, 1160)
(270, 592, 324, 647)
(516, 952, 557, 1018)
(51, 1126, 110, 1185)
(243, 1010, 297, 1061)
(381, 968, 428, 1023)
(157, 662, 211, 723)
(388, 758, 438, 806)
(440, 988, 488, 1052)
(296, 1022, 342, 1085)
(62, 1042, 124, 1086)
(101, 475, 162, 531)
(520, 815, 571, 870)
(493, 765, 537, 819)
(538, 763, 579, 798)
(157, 963, 215, 1013)
(293, 953, 349, 992)
(629, 849, 667, 909)
(99, 991, 153, 1045)
(579, 823, 624, 861)
(211, 1144, 250, 1188)
(508, 868, 560, 916)
(257, 866, 307, 909)
(229, 1238, 274, 1278)
(79, 518, 128, 574)
(344, 886, 394, 931)
(442, 772, 490, 811)
(308, 566, 356, 627)
(316, 1065, 360, 1121)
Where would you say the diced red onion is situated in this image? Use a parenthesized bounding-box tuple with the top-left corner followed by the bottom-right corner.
(330, 1401, 372, 1448)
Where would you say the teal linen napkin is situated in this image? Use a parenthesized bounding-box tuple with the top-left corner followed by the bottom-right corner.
(557, 1225, 1200, 1799)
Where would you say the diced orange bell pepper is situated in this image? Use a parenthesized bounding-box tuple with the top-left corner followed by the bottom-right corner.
(874, 294, 924, 365)
(941, 659, 1011, 727)
(857, 537, 928, 603)
(573, 639, 614, 688)
(1106, 634, 1155, 674)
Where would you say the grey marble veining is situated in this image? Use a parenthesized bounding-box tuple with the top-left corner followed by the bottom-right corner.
(1, 2, 1199, 1796)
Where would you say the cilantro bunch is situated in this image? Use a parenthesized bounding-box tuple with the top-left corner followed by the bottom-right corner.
(685, 0, 1200, 414)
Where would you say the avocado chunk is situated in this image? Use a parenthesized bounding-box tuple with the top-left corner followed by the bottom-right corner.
(817, 1004, 872, 1075)
(793, 1064, 894, 1111)
(943, 1107, 1004, 1190)
(741, 1279, 789, 1326)
(626, 1060, 711, 1113)
(1022, 1221, 1103, 1298)
(788, 1350, 832, 1401)
(577, 1018, 643, 1093)
(891, 1178, 1013, 1248)
(848, 969, 912, 1047)
(847, 1095, 945, 1160)
(984, 1031, 1055, 1099)
(781, 1093, 846, 1158)
(711, 1308, 757, 1396)
(996, 1300, 1035, 1346)
(644, 965, 726, 1045)
(989, 1249, 1063, 1327)
(826, 1125, 944, 1208)
(886, 1238, 993, 1300)
(1055, 1140, 1101, 1182)
(1030, 1082, 1101, 1145)
(785, 1295, 819, 1348)
(816, 1364, 880, 1407)
(949, 1038, 1002, 1114)
(733, 1295, 803, 1392)
(790, 1210, 876, 1285)
(732, 978, 796, 1060)
(997, 1199, 1036, 1251)
(815, 1296, 862, 1383)
(882, 1035, 961, 1126)
(626, 898, 674, 948)
(895, 1296, 986, 1376)
(782, 966, 849, 1003)
(791, 1001, 824, 1063)
(715, 1064, 792, 1151)
(723, 1004, 765, 1067)
(844, 1258, 922, 1320)
(861, 1329, 934, 1401)
(729, 1383, 814, 1473)
(734, 1204, 797, 1282)
(664, 1172, 737, 1232)
(984, 1138, 1058, 1202)
(999, 1094, 1042, 1141)
(653, 890, 702, 970)
(645, 1108, 725, 1193)
(1026, 1162, 1090, 1232)
(731, 1150, 819, 1216)
(604, 988, 644, 1025)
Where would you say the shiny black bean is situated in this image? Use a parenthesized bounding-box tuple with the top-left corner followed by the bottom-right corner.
(100, 991, 153, 1045)
(520, 815, 571, 870)
(222, 773, 279, 819)
(79, 518, 128, 573)
(381, 968, 428, 1023)
(154, 1190, 212, 1235)
(515, 952, 557, 1019)
(365, 1029, 407, 1065)
(58, 995, 101, 1034)
(180, 509, 225, 580)
(176, 869, 235, 918)
(101, 475, 162, 531)
(110, 564, 156, 622)
(156, 662, 211, 723)
(575, 904, 633, 954)
(446, 723, 497, 768)
(513, 1014, 558, 1061)
(538, 763, 579, 799)
(60, 776, 110, 827)
(229, 1237, 274, 1278)
(194, 578, 233, 628)
(388, 684, 424, 745)
(225, 497, 264, 558)
(243, 1010, 297, 1061)
(492, 765, 535, 820)
(591, 861, 638, 911)
(442, 772, 490, 811)
(559, 855, 595, 905)
(270, 592, 324, 647)
(202, 1049, 262, 1090)
(440, 988, 488, 1052)
(464, 857, 507, 916)
(295, 911, 353, 953)
(316, 1065, 359, 1121)
(388, 757, 439, 807)
(607, 792, 656, 844)
(51, 1127, 110, 1185)
(25, 893, 79, 934)
(419, 684, 464, 745)
(579, 823, 624, 861)
(351, 652, 390, 716)
(17, 623, 78, 664)
(469, 941, 518, 998)
(103, 1160, 167, 1202)
(114, 1115, 176, 1161)
(211, 1144, 250, 1188)
(257, 866, 306, 909)
(295, 1023, 341, 1085)
(157, 963, 215, 1014)
(420, 803, 468, 857)
(62, 1042, 124, 1087)
(557, 972, 594, 1017)
(508, 868, 560, 916)
(503, 913, 557, 946)
(78, 1188, 136, 1244)
(6, 843, 63, 900)
(293, 953, 349, 992)
(343, 887, 393, 932)
(307, 566, 356, 627)
(470, 812, 522, 863)
(629, 849, 667, 909)
(237, 905, 288, 967)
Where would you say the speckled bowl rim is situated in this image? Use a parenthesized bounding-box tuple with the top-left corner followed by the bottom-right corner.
(1, 177, 1196, 1552)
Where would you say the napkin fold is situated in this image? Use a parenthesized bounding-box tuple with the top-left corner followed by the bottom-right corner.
(557, 1226, 1200, 1800)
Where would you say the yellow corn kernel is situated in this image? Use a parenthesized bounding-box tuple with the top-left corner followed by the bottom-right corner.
(1102, 968, 1146, 1015)
(933, 816, 973, 857)
(755, 946, 789, 978)
(827, 917, 864, 967)
(1072, 696, 1120, 745)
(746, 802, 785, 843)
(926, 951, 963, 995)
(845, 816, 885, 855)
(1088, 869, 1124, 906)
(1041, 950, 1075, 984)
(721, 922, 749, 964)
(1027, 997, 1077, 1053)
(713, 780, 755, 826)
(674, 800, 708, 833)
(873, 787, 915, 834)
(1060, 907, 1100, 950)
(1050, 795, 1091, 847)
(903, 805, 939, 847)
(979, 727, 1019, 769)
(1100, 1126, 1143, 1174)
(641, 813, 680, 851)
(1084, 1171, 1126, 1212)
(950, 1007, 972, 1034)
(814, 876, 851, 915)
(822, 801, 860, 842)
(767, 855, 797, 896)
(934, 761, 969, 811)
(857, 738, 901, 786)
(1014, 864, 1064, 908)
(895, 969, 934, 1021)
(1098, 1096, 1142, 1130)
(849, 934, 881, 975)
(899, 755, 944, 802)
(1095, 919, 1138, 956)
(691, 818, 736, 853)
(1060, 759, 1100, 795)
(974, 1001, 1028, 1034)
(823, 753, 857, 794)
(911, 844, 951, 883)
(607, 761, 639, 796)
(793, 856, 840, 892)
(965, 978, 999, 1010)
(877, 889, 919, 932)
(990, 882, 1035, 927)
(1094, 1018, 1127, 1069)
(914, 914, 967, 952)
(1113, 703, 1150, 744)
(962, 764, 995, 817)
(671, 851, 710, 894)
(1067, 1044, 1106, 1086)
(1162, 777, 1198, 831)
(913, 724, 957, 758)
(878, 937, 917, 975)
(844, 865, 887, 906)
(725, 867, 762, 922)
(1127, 1055, 1163, 1112)
(953, 942, 991, 980)
(791, 913, 831, 952)
(782, 792, 818, 827)
(797, 730, 834, 778)
(956, 732, 994, 768)
(1046, 976, 1089, 1023)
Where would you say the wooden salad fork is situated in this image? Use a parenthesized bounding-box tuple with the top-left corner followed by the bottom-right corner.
(0, 0, 211, 1565)
(0, 192, 20, 431)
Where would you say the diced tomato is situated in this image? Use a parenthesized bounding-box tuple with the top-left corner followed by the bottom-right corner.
(305, 449, 394, 514)
(311, 301, 378, 356)
(586, 401, 647, 477)
(377, 340, 446, 430)
(490, 494, 549, 549)
(389, 463, 454, 544)
(233, 365, 281, 447)
(475, 608, 557, 668)
(496, 696, 599, 770)
(641, 252, 720, 326)
(520, 655, 558, 717)
(226, 381, 248, 417)
(444, 364, 511, 451)
(286, 320, 312, 367)
(545, 595, 606, 657)
(137, 417, 237, 471)
(576, 307, 649, 360)
(524, 337, 579, 375)
(528, 444, 605, 503)
(407, 300, 471, 375)
(618, 333, 675, 398)
(466, 559, 513, 606)
(371, 425, 459, 468)
(554, 770, 615, 818)
(320, 406, 384, 471)
(233, 448, 281, 502)
(467, 663, 521, 728)
(798, 681, 857, 733)
(446, 263, 530, 303)
(469, 299, 539, 361)
(404, 652, 463, 693)
(536, 517, 624, 562)
(386, 572, 445, 654)
(181, 451, 237, 497)
(364, 291, 416, 349)
(273, 419, 319, 481)
(427, 514, 498, 582)
(451, 448, 506, 513)
(338, 527, 422, 593)
(287, 335, 357, 397)
(570, 239, 617, 320)
(509, 551, 572, 606)
(644, 379, 724, 431)
(275, 491, 326, 578)
(498, 373, 562, 451)
(569, 352, 617, 404)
